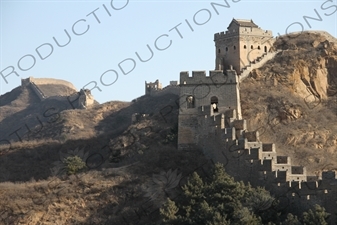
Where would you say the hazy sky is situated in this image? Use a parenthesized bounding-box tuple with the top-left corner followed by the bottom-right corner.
(1, 0, 336, 104)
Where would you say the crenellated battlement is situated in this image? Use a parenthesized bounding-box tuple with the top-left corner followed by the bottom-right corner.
(180, 70, 238, 85)
(192, 108, 337, 222)
(214, 28, 273, 41)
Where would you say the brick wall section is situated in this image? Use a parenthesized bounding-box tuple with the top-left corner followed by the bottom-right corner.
(177, 68, 337, 223)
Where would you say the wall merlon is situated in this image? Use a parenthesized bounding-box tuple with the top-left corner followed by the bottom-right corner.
(232, 119, 246, 130)
(307, 176, 321, 182)
(261, 151, 276, 162)
(192, 71, 206, 79)
(288, 175, 307, 183)
(274, 171, 287, 182)
(260, 159, 272, 171)
(245, 148, 260, 161)
(214, 31, 225, 40)
(223, 127, 236, 140)
(243, 131, 259, 142)
(262, 143, 275, 152)
(291, 166, 306, 175)
(179, 70, 237, 85)
(322, 171, 336, 180)
(289, 181, 304, 189)
(277, 156, 290, 164)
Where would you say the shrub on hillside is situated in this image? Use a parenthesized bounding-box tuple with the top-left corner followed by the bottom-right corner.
(64, 155, 86, 175)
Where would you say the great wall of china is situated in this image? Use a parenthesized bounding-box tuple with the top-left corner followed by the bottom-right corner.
(21, 76, 94, 109)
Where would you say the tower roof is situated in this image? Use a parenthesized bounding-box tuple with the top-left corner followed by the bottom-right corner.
(227, 19, 258, 29)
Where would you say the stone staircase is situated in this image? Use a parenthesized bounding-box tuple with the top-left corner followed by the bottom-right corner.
(239, 50, 281, 81)
(223, 115, 308, 183)
(197, 109, 336, 223)
(29, 81, 47, 101)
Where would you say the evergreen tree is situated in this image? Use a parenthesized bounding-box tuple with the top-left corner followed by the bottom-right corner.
(160, 163, 271, 224)
(283, 213, 301, 225)
(159, 164, 330, 225)
(302, 204, 330, 225)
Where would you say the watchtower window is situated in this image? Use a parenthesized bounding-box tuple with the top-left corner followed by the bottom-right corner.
(244, 45, 247, 49)
(226, 47, 228, 52)
(218, 49, 220, 53)
(251, 45, 253, 49)
(233, 46, 236, 50)
(211, 96, 219, 113)
(264, 46, 267, 52)
(186, 95, 195, 108)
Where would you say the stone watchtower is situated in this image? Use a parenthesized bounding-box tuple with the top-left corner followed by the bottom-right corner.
(214, 19, 274, 75)
(145, 79, 162, 95)
(177, 69, 241, 150)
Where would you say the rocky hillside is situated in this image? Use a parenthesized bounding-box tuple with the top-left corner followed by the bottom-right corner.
(0, 30, 336, 224)
(0, 83, 98, 142)
(0, 91, 204, 224)
(241, 31, 337, 174)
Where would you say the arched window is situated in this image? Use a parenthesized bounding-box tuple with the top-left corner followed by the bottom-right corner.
(264, 46, 267, 53)
(233, 46, 236, 50)
(258, 46, 261, 50)
(186, 95, 195, 108)
(251, 45, 253, 49)
(226, 47, 228, 51)
(211, 96, 219, 113)
(244, 45, 247, 49)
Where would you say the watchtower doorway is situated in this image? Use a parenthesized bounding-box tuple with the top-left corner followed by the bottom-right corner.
(211, 96, 219, 113)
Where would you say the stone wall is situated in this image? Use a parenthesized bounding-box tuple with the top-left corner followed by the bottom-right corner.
(177, 67, 337, 223)
(29, 81, 47, 101)
(21, 76, 78, 101)
(145, 83, 180, 97)
(28, 77, 77, 91)
(180, 97, 337, 223)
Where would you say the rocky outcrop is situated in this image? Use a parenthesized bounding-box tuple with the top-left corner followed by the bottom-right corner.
(241, 31, 337, 174)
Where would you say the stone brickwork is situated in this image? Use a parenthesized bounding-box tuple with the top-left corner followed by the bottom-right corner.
(178, 69, 241, 150)
(191, 108, 337, 224)
(177, 19, 337, 222)
(214, 19, 275, 75)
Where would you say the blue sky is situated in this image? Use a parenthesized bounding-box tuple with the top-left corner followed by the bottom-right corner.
(1, 0, 336, 104)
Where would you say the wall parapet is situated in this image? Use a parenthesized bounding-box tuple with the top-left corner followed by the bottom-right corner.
(180, 70, 238, 85)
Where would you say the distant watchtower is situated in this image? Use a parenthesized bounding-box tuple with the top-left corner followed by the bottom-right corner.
(214, 19, 274, 75)
(145, 79, 162, 95)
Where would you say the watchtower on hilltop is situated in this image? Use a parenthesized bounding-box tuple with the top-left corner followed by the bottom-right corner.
(214, 19, 275, 75)
(145, 79, 162, 95)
